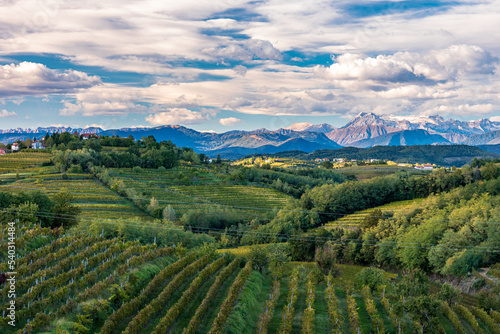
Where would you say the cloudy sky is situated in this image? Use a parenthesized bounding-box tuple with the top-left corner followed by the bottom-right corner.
(0, 0, 499, 132)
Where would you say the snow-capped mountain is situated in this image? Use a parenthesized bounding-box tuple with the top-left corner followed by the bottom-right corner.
(284, 122, 336, 133)
(319, 112, 500, 146)
(2, 113, 500, 156)
(0, 126, 102, 135)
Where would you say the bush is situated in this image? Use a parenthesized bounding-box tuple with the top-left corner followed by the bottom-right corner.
(354, 267, 388, 292)
(477, 290, 500, 311)
(315, 243, 338, 275)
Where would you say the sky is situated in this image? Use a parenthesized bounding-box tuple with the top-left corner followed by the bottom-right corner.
(0, 0, 499, 132)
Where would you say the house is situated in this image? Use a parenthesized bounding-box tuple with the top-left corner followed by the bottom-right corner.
(415, 164, 434, 171)
(0, 148, 6, 155)
(370, 159, 379, 162)
(82, 133, 98, 140)
(11, 143, 19, 151)
(32, 141, 45, 149)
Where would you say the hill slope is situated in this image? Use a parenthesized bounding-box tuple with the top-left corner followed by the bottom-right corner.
(462, 129, 500, 145)
(350, 129, 450, 148)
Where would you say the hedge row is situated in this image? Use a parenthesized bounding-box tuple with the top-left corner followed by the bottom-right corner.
(441, 302, 465, 334)
(278, 267, 300, 334)
(325, 273, 341, 334)
(361, 286, 384, 334)
(207, 261, 253, 334)
(301, 272, 316, 334)
(122, 254, 212, 334)
(183, 258, 241, 334)
(151, 256, 226, 333)
(256, 276, 281, 334)
(491, 310, 500, 324)
(454, 304, 484, 334)
(98, 252, 193, 334)
(346, 288, 360, 334)
(471, 306, 500, 334)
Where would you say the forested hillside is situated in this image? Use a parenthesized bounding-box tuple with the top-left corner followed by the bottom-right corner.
(253, 145, 500, 166)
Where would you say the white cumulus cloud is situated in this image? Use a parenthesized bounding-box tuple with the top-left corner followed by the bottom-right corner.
(0, 62, 101, 98)
(0, 109, 17, 117)
(219, 117, 242, 126)
(322, 45, 497, 84)
(145, 108, 215, 125)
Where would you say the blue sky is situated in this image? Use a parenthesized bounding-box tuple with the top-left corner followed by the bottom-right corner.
(0, 0, 499, 132)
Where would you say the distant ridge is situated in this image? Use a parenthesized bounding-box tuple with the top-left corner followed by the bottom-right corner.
(2, 113, 500, 159)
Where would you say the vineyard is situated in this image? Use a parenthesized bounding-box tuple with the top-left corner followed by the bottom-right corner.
(0, 173, 152, 221)
(107, 168, 290, 219)
(0, 152, 51, 174)
(324, 199, 425, 230)
(1, 227, 499, 334)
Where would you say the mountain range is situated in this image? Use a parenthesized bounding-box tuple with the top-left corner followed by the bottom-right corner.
(2, 112, 500, 158)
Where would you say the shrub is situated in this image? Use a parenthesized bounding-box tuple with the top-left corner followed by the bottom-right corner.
(354, 267, 388, 292)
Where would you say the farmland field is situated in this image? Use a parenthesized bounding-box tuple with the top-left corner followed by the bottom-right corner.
(0, 173, 152, 221)
(2, 228, 495, 334)
(324, 198, 425, 229)
(108, 168, 290, 219)
(336, 165, 430, 180)
(0, 152, 51, 174)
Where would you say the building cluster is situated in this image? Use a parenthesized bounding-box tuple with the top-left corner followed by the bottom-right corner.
(0, 140, 46, 154)
(414, 164, 434, 170)
(314, 158, 382, 163)
(0, 131, 101, 155)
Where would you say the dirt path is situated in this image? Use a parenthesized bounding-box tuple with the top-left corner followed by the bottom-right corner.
(478, 268, 499, 284)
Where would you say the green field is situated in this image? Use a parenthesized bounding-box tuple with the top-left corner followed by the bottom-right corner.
(0, 152, 51, 174)
(324, 198, 425, 229)
(108, 167, 290, 220)
(336, 165, 430, 180)
(0, 173, 152, 221)
(2, 230, 494, 334)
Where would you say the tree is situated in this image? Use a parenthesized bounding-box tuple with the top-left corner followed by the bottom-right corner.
(288, 230, 316, 261)
(52, 192, 81, 228)
(216, 154, 222, 164)
(437, 283, 461, 306)
(315, 242, 337, 274)
(321, 161, 333, 169)
(163, 205, 176, 222)
(354, 267, 388, 291)
(362, 208, 382, 229)
(265, 243, 291, 273)
(397, 269, 429, 298)
(248, 247, 268, 273)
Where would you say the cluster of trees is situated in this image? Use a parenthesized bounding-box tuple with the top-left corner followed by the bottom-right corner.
(239, 163, 500, 276)
(291, 178, 500, 278)
(231, 166, 346, 197)
(0, 190, 80, 228)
